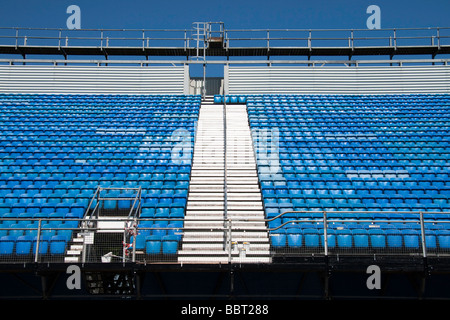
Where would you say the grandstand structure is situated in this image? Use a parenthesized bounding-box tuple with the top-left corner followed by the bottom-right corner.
(0, 23, 449, 299)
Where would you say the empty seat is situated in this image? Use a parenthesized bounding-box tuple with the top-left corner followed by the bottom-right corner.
(353, 229, 369, 248)
(303, 228, 320, 248)
(386, 229, 403, 249)
(270, 230, 286, 248)
(15, 235, 33, 255)
(368, 229, 386, 249)
(0, 236, 15, 255)
(336, 229, 352, 248)
(286, 228, 302, 248)
(403, 229, 420, 249)
(49, 235, 67, 255)
(145, 235, 162, 254)
(162, 235, 179, 254)
(437, 230, 450, 249)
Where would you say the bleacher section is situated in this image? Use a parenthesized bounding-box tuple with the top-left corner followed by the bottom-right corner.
(0, 94, 200, 260)
(246, 94, 450, 253)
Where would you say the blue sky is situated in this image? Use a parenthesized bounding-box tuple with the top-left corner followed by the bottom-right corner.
(0, 0, 449, 30)
(0, 0, 448, 77)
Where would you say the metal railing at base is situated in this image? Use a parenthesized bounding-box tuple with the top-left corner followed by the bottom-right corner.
(0, 210, 449, 264)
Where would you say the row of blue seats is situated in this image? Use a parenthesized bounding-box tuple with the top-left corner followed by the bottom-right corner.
(257, 152, 450, 158)
(260, 173, 447, 180)
(265, 200, 449, 210)
(277, 164, 450, 171)
(0, 235, 69, 256)
(0, 185, 189, 194)
(249, 121, 448, 127)
(3, 174, 192, 182)
(0, 223, 75, 238)
(0, 122, 198, 127)
(246, 93, 449, 99)
(265, 178, 449, 188)
(0, 203, 85, 215)
(263, 193, 449, 204)
(0, 165, 193, 172)
(270, 228, 450, 250)
(249, 117, 449, 122)
(134, 235, 180, 255)
(263, 188, 449, 198)
(0, 195, 187, 208)
(276, 159, 449, 165)
(262, 172, 448, 180)
(0, 173, 192, 184)
(0, 185, 188, 195)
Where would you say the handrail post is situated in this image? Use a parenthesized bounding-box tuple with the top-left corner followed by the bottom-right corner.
(15, 28, 18, 48)
(132, 217, 137, 263)
(308, 30, 311, 49)
(437, 27, 441, 49)
(227, 219, 232, 263)
(34, 219, 42, 263)
(419, 211, 427, 259)
(394, 28, 397, 50)
(351, 29, 354, 50)
(323, 210, 328, 256)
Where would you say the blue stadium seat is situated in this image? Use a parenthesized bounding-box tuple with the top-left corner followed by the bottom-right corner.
(15, 235, 33, 255)
(0, 236, 15, 255)
(146, 235, 162, 254)
(162, 235, 179, 254)
(303, 228, 320, 248)
(286, 228, 302, 248)
(336, 229, 352, 248)
(437, 230, 450, 249)
(33, 236, 50, 255)
(49, 235, 67, 255)
(386, 229, 403, 249)
(353, 229, 369, 248)
(403, 229, 420, 249)
(368, 229, 386, 249)
(270, 229, 286, 248)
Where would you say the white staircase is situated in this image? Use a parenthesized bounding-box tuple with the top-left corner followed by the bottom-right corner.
(178, 97, 271, 264)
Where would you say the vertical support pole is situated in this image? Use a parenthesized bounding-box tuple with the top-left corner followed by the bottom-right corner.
(437, 27, 440, 49)
(351, 29, 354, 50)
(308, 30, 311, 49)
(394, 29, 397, 50)
(203, 63, 206, 98)
(82, 233, 87, 264)
(223, 64, 229, 96)
(15, 28, 18, 49)
(419, 211, 427, 259)
(123, 221, 127, 266)
(132, 217, 137, 263)
(34, 219, 42, 263)
(228, 219, 232, 263)
(323, 210, 328, 257)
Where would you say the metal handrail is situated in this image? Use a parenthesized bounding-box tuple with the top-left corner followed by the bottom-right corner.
(0, 26, 448, 50)
(1, 58, 448, 67)
(1, 211, 450, 264)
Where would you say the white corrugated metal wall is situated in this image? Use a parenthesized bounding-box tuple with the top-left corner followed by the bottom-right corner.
(0, 65, 189, 94)
(226, 65, 450, 94)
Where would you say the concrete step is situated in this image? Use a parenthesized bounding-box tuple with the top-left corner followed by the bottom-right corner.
(64, 256, 80, 263)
